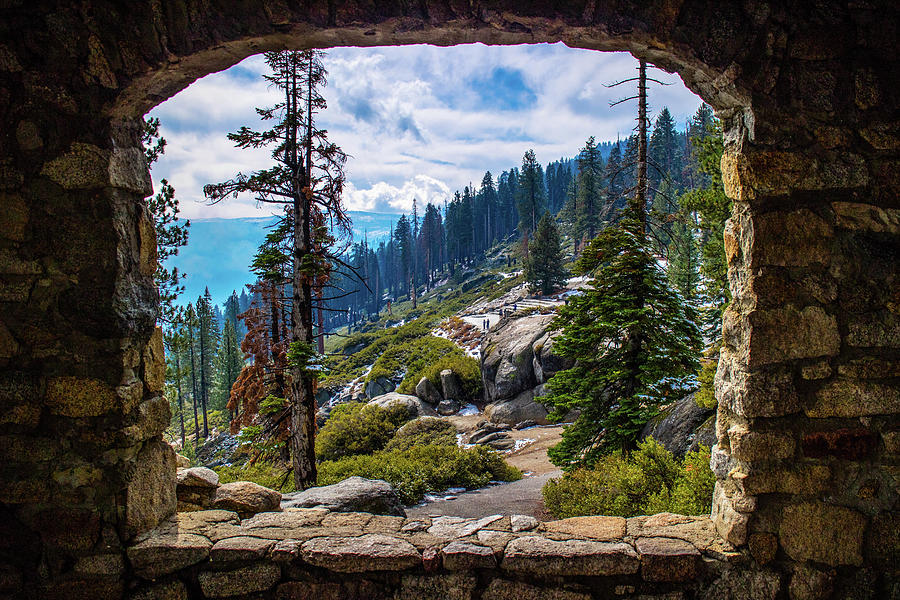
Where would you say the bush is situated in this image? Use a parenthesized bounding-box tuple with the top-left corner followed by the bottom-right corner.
(397, 353, 482, 401)
(317, 444, 522, 505)
(386, 417, 457, 451)
(368, 335, 468, 394)
(542, 438, 714, 518)
(694, 358, 718, 409)
(215, 461, 294, 493)
(315, 402, 411, 462)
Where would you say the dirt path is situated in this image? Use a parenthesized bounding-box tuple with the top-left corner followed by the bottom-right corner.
(406, 420, 565, 520)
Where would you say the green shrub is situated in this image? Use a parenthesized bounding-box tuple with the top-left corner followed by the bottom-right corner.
(315, 402, 411, 462)
(542, 438, 714, 518)
(367, 335, 464, 393)
(317, 444, 522, 505)
(397, 353, 482, 401)
(214, 461, 294, 493)
(694, 359, 718, 409)
(386, 417, 457, 451)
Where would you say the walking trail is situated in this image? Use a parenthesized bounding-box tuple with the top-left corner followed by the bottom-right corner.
(406, 419, 564, 520)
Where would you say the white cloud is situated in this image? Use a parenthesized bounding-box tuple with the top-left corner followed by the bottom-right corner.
(148, 44, 704, 220)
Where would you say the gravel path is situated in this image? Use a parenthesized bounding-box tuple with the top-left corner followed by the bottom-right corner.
(406, 470, 563, 520)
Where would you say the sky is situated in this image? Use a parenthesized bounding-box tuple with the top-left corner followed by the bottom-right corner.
(148, 43, 704, 221)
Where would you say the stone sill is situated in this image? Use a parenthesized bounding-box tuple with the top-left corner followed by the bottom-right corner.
(127, 509, 740, 596)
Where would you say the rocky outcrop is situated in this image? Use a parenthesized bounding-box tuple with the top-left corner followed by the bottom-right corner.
(211, 481, 282, 518)
(368, 392, 438, 418)
(485, 387, 551, 427)
(415, 376, 442, 405)
(365, 376, 396, 399)
(481, 314, 573, 426)
(482, 314, 554, 403)
(437, 399, 461, 416)
(440, 369, 466, 402)
(281, 477, 406, 516)
(640, 392, 716, 458)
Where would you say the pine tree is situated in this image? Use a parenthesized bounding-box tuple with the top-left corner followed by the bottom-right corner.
(524, 212, 568, 295)
(141, 118, 190, 323)
(164, 308, 189, 449)
(196, 288, 219, 437)
(517, 150, 546, 256)
(679, 118, 731, 336)
(575, 136, 604, 242)
(544, 60, 702, 467)
(216, 319, 243, 414)
(205, 50, 349, 489)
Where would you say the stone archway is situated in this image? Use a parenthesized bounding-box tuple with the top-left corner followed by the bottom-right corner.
(0, 2, 897, 597)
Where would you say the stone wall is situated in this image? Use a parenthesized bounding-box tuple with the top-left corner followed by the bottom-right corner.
(124, 507, 764, 600)
(0, 1, 897, 598)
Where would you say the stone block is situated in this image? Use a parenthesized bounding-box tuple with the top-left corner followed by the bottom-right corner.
(846, 312, 900, 348)
(737, 464, 831, 496)
(127, 533, 211, 579)
(808, 380, 900, 418)
(440, 541, 496, 570)
(636, 536, 699, 582)
(801, 428, 878, 460)
(211, 481, 282, 517)
(747, 307, 840, 367)
(300, 534, 420, 572)
(833, 202, 900, 233)
(883, 431, 900, 455)
(46, 376, 118, 416)
(129, 580, 188, 600)
(542, 515, 625, 541)
(0, 193, 27, 241)
(721, 149, 867, 201)
(779, 502, 865, 566)
(716, 354, 800, 417)
(275, 580, 387, 600)
(124, 395, 171, 443)
(210, 536, 275, 562)
(427, 514, 503, 538)
(198, 562, 281, 597)
(711, 483, 748, 546)
(748, 532, 777, 565)
(125, 439, 177, 539)
(865, 511, 899, 571)
(482, 579, 591, 600)
(73, 553, 125, 576)
(109, 146, 152, 195)
(396, 574, 477, 600)
(40, 143, 110, 190)
(789, 564, 834, 600)
(837, 358, 900, 379)
(754, 209, 832, 267)
(702, 568, 781, 600)
(176, 467, 219, 489)
(625, 513, 719, 552)
(729, 427, 795, 462)
(143, 327, 165, 393)
(501, 536, 639, 576)
(510, 514, 539, 532)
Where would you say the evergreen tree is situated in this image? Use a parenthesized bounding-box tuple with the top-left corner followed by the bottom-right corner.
(524, 212, 568, 295)
(679, 118, 731, 336)
(517, 150, 546, 255)
(164, 308, 189, 449)
(668, 219, 701, 300)
(544, 60, 701, 466)
(216, 319, 243, 414)
(575, 136, 604, 242)
(196, 288, 219, 437)
(205, 50, 349, 489)
(141, 118, 190, 323)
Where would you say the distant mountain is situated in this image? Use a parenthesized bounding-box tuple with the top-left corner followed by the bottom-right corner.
(172, 211, 399, 305)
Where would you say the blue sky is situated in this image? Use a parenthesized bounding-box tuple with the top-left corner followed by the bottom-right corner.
(148, 43, 705, 303)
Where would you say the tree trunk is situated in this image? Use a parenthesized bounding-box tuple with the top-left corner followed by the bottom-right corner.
(176, 350, 186, 449)
(188, 325, 200, 443)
